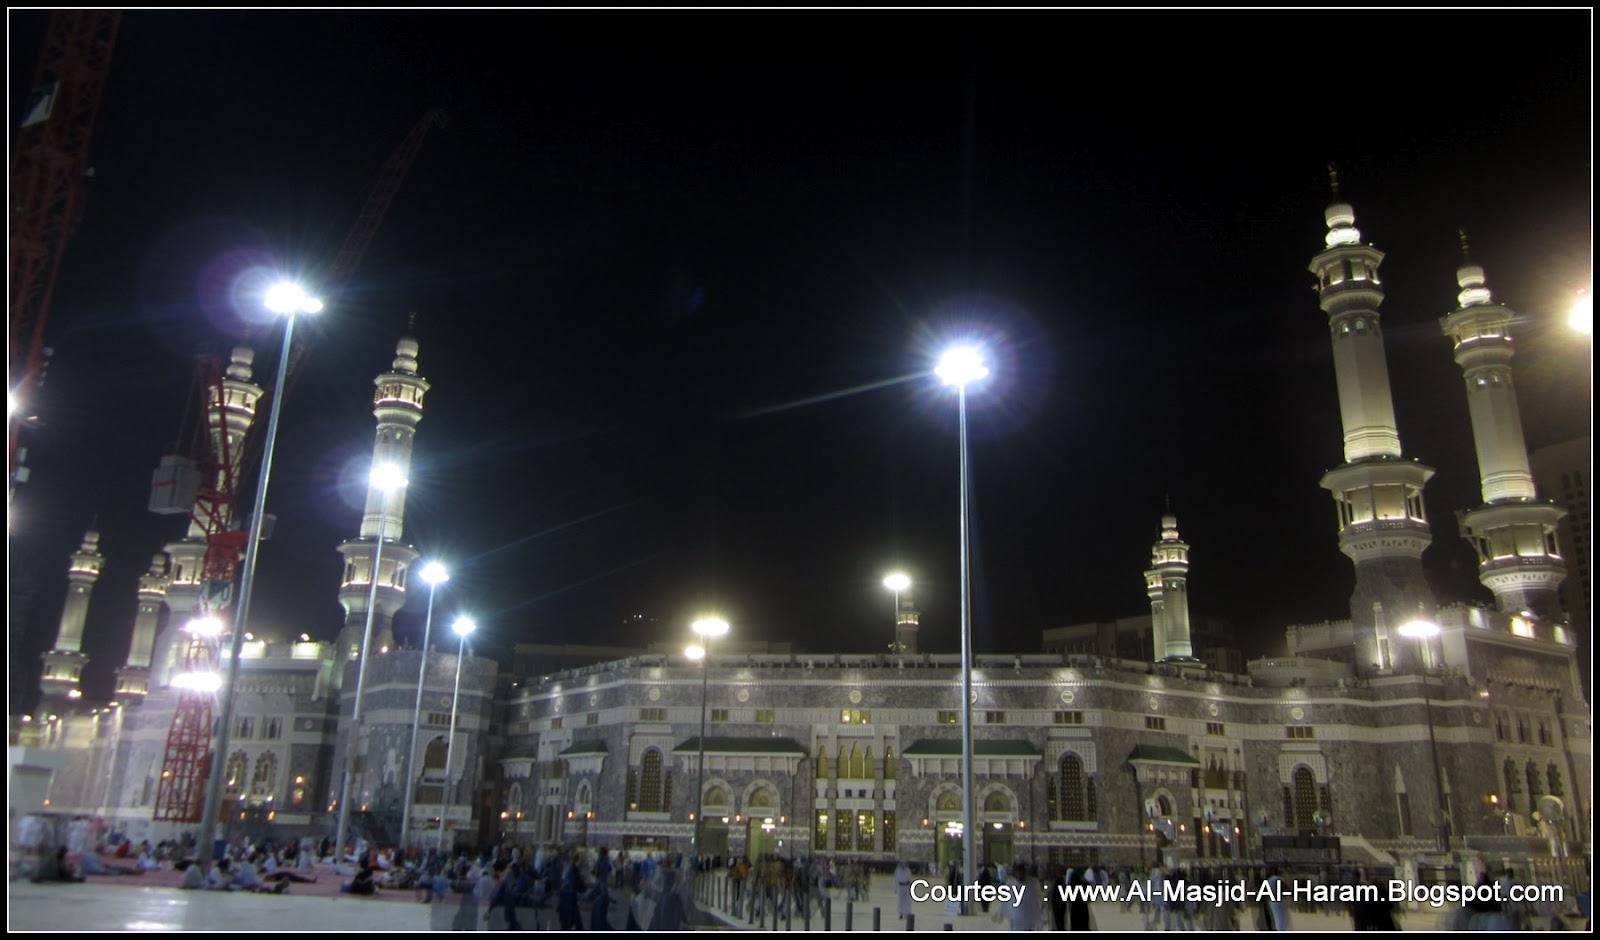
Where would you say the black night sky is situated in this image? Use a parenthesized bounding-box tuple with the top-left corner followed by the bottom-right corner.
(8, 11, 1592, 707)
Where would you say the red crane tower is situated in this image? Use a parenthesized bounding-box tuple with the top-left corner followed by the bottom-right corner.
(148, 108, 446, 825)
(8, 11, 121, 483)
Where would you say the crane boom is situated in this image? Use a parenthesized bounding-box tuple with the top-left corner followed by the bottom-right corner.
(8, 11, 121, 478)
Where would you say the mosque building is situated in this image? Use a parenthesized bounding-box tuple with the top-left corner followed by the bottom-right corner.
(9, 186, 1588, 886)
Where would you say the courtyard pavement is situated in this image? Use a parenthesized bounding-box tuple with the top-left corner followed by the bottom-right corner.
(9, 868, 1459, 931)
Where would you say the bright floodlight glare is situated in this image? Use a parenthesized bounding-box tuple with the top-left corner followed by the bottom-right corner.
(1397, 619, 1440, 639)
(264, 281, 322, 315)
(692, 617, 731, 638)
(370, 462, 408, 491)
(685, 643, 706, 662)
(1570, 289, 1592, 336)
(184, 616, 224, 637)
(935, 345, 990, 387)
(883, 573, 911, 592)
(450, 616, 478, 638)
(173, 671, 223, 692)
(420, 561, 450, 585)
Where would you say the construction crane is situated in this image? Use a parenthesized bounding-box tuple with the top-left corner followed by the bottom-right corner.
(148, 108, 445, 825)
(150, 353, 252, 822)
(8, 11, 121, 492)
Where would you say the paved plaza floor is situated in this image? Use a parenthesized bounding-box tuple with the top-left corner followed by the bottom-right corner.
(10, 872, 1453, 932)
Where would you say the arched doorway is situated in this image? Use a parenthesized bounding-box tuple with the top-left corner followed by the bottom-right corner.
(745, 784, 779, 860)
(981, 788, 1015, 867)
(702, 784, 732, 860)
(933, 787, 965, 871)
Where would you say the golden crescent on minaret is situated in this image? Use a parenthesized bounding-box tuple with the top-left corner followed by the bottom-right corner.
(1327, 163, 1341, 197)
(1458, 228, 1471, 260)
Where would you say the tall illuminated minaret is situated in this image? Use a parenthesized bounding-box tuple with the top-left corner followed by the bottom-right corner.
(1144, 506, 1196, 662)
(113, 554, 170, 702)
(335, 325, 428, 668)
(1309, 171, 1436, 676)
(149, 347, 263, 687)
(39, 525, 105, 704)
(1440, 236, 1567, 625)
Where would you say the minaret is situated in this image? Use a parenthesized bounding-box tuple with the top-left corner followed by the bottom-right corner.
(149, 347, 263, 687)
(894, 588, 920, 655)
(113, 553, 170, 702)
(1440, 236, 1567, 625)
(1309, 170, 1436, 676)
(1144, 505, 1197, 662)
(39, 525, 104, 704)
(335, 324, 428, 667)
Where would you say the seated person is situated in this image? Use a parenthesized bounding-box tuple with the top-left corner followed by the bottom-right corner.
(206, 859, 237, 891)
(179, 861, 206, 890)
(257, 849, 317, 885)
(31, 846, 85, 883)
(77, 851, 141, 876)
(342, 860, 378, 895)
(231, 855, 289, 894)
(137, 842, 163, 871)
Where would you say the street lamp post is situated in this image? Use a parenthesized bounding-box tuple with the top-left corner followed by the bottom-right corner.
(334, 462, 407, 865)
(883, 573, 910, 654)
(399, 560, 449, 852)
(1399, 619, 1451, 853)
(437, 615, 477, 854)
(196, 280, 320, 872)
(936, 345, 989, 896)
(689, 616, 729, 859)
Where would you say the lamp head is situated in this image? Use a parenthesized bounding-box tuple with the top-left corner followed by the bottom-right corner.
(685, 644, 706, 662)
(264, 281, 323, 316)
(450, 616, 477, 638)
(935, 345, 990, 387)
(883, 573, 911, 593)
(370, 462, 408, 492)
(420, 561, 450, 586)
(691, 617, 730, 639)
(1397, 619, 1440, 639)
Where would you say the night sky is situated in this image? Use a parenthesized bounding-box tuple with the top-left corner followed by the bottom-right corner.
(9, 11, 1592, 705)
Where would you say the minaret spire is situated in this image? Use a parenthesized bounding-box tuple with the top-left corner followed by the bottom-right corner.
(40, 523, 105, 704)
(114, 553, 171, 702)
(1308, 183, 1436, 676)
(1144, 506, 1197, 662)
(335, 327, 429, 667)
(1439, 248, 1567, 624)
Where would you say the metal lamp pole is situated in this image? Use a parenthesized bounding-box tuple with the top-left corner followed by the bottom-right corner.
(196, 281, 319, 872)
(690, 617, 729, 858)
(334, 464, 405, 864)
(437, 616, 477, 853)
(936, 345, 988, 899)
(399, 561, 448, 851)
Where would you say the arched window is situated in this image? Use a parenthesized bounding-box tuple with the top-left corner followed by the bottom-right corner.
(936, 789, 961, 813)
(639, 748, 666, 812)
(705, 785, 730, 808)
(816, 747, 829, 779)
(884, 745, 895, 780)
(748, 786, 776, 810)
(1526, 761, 1542, 798)
(1292, 766, 1317, 831)
(1547, 763, 1563, 797)
(507, 783, 523, 816)
(863, 747, 874, 780)
(1059, 753, 1087, 821)
(423, 737, 447, 772)
(250, 753, 277, 800)
(983, 790, 1011, 813)
(225, 751, 248, 792)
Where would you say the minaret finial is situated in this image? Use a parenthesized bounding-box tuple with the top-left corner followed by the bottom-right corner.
(406, 311, 418, 335)
(1328, 163, 1341, 197)
(1458, 228, 1471, 260)
(1164, 493, 1172, 516)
